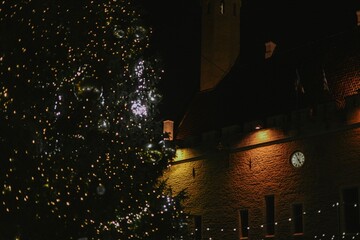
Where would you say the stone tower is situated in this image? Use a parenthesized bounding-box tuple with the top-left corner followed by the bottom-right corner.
(200, 0, 241, 91)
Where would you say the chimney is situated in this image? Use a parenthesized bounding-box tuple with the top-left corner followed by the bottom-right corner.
(265, 41, 277, 59)
(163, 120, 174, 141)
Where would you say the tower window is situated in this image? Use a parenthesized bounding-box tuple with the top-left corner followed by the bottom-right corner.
(266, 195, 275, 236)
(220, 0, 225, 14)
(233, 3, 236, 16)
(292, 204, 304, 234)
(342, 187, 360, 233)
(207, 2, 211, 14)
(240, 209, 249, 238)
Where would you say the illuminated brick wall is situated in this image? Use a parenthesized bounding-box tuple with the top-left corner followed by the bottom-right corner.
(164, 94, 360, 240)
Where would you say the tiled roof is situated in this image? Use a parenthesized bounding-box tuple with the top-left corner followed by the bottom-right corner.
(175, 27, 360, 141)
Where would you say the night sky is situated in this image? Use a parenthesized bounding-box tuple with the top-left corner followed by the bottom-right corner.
(141, 0, 201, 122)
(142, 0, 359, 122)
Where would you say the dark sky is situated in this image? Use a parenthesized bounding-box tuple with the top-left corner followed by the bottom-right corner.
(141, 0, 201, 122)
(142, 0, 359, 122)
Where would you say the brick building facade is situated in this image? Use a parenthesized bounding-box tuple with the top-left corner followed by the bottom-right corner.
(163, 2, 360, 240)
(166, 93, 360, 239)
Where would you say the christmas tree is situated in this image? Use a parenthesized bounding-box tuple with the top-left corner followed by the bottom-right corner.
(0, 1, 189, 239)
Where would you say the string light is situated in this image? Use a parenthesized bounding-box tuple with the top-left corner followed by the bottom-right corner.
(0, 0, 185, 239)
(185, 202, 360, 239)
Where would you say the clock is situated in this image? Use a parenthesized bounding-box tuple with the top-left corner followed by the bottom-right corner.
(290, 151, 305, 168)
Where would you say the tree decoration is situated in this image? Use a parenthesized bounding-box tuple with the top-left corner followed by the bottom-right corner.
(75, 76, 104, 101)
(0, 0, 189, 239)
(113, 25, 126, 39)
(96, 184, 106, 196)
(97, 118, 110, 133)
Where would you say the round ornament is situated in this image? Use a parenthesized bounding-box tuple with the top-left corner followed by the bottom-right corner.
(97, 118, 110, 133)
(144, 149, 163, 163)
(75, 76, 103, 101)
(133, 26, 147, 41)
(113, 25, 125, 39)
(96, 184, 106, 195)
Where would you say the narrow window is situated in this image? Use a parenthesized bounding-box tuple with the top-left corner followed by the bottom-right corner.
(342, 187, 359, 233)
(240, 209, 249, 238)
(194, 215, 202, 240)
(207, 2, 211, 14)
(233, 3, 236, 16)
(220, 0, 225, 14)
(293, 204, 304, 234)
(266, 195, 275, 235)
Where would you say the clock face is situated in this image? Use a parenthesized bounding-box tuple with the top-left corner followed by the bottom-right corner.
(291, 151, 305, 168)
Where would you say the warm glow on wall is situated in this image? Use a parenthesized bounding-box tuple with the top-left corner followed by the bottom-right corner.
(348, 108, 360, 124)
(255, 129, 271, 141)
(346, 93, 360, 124)
(175, 148, 202, 161)
(233, 128, 287, 149)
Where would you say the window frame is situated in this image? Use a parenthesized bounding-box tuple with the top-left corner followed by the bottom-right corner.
(193, 215, 202, 240)
(292, 203, 304, 235)
(239, 209, 249, 239)
(265, 195, 275, 236)
(341, 187, 360, 234)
